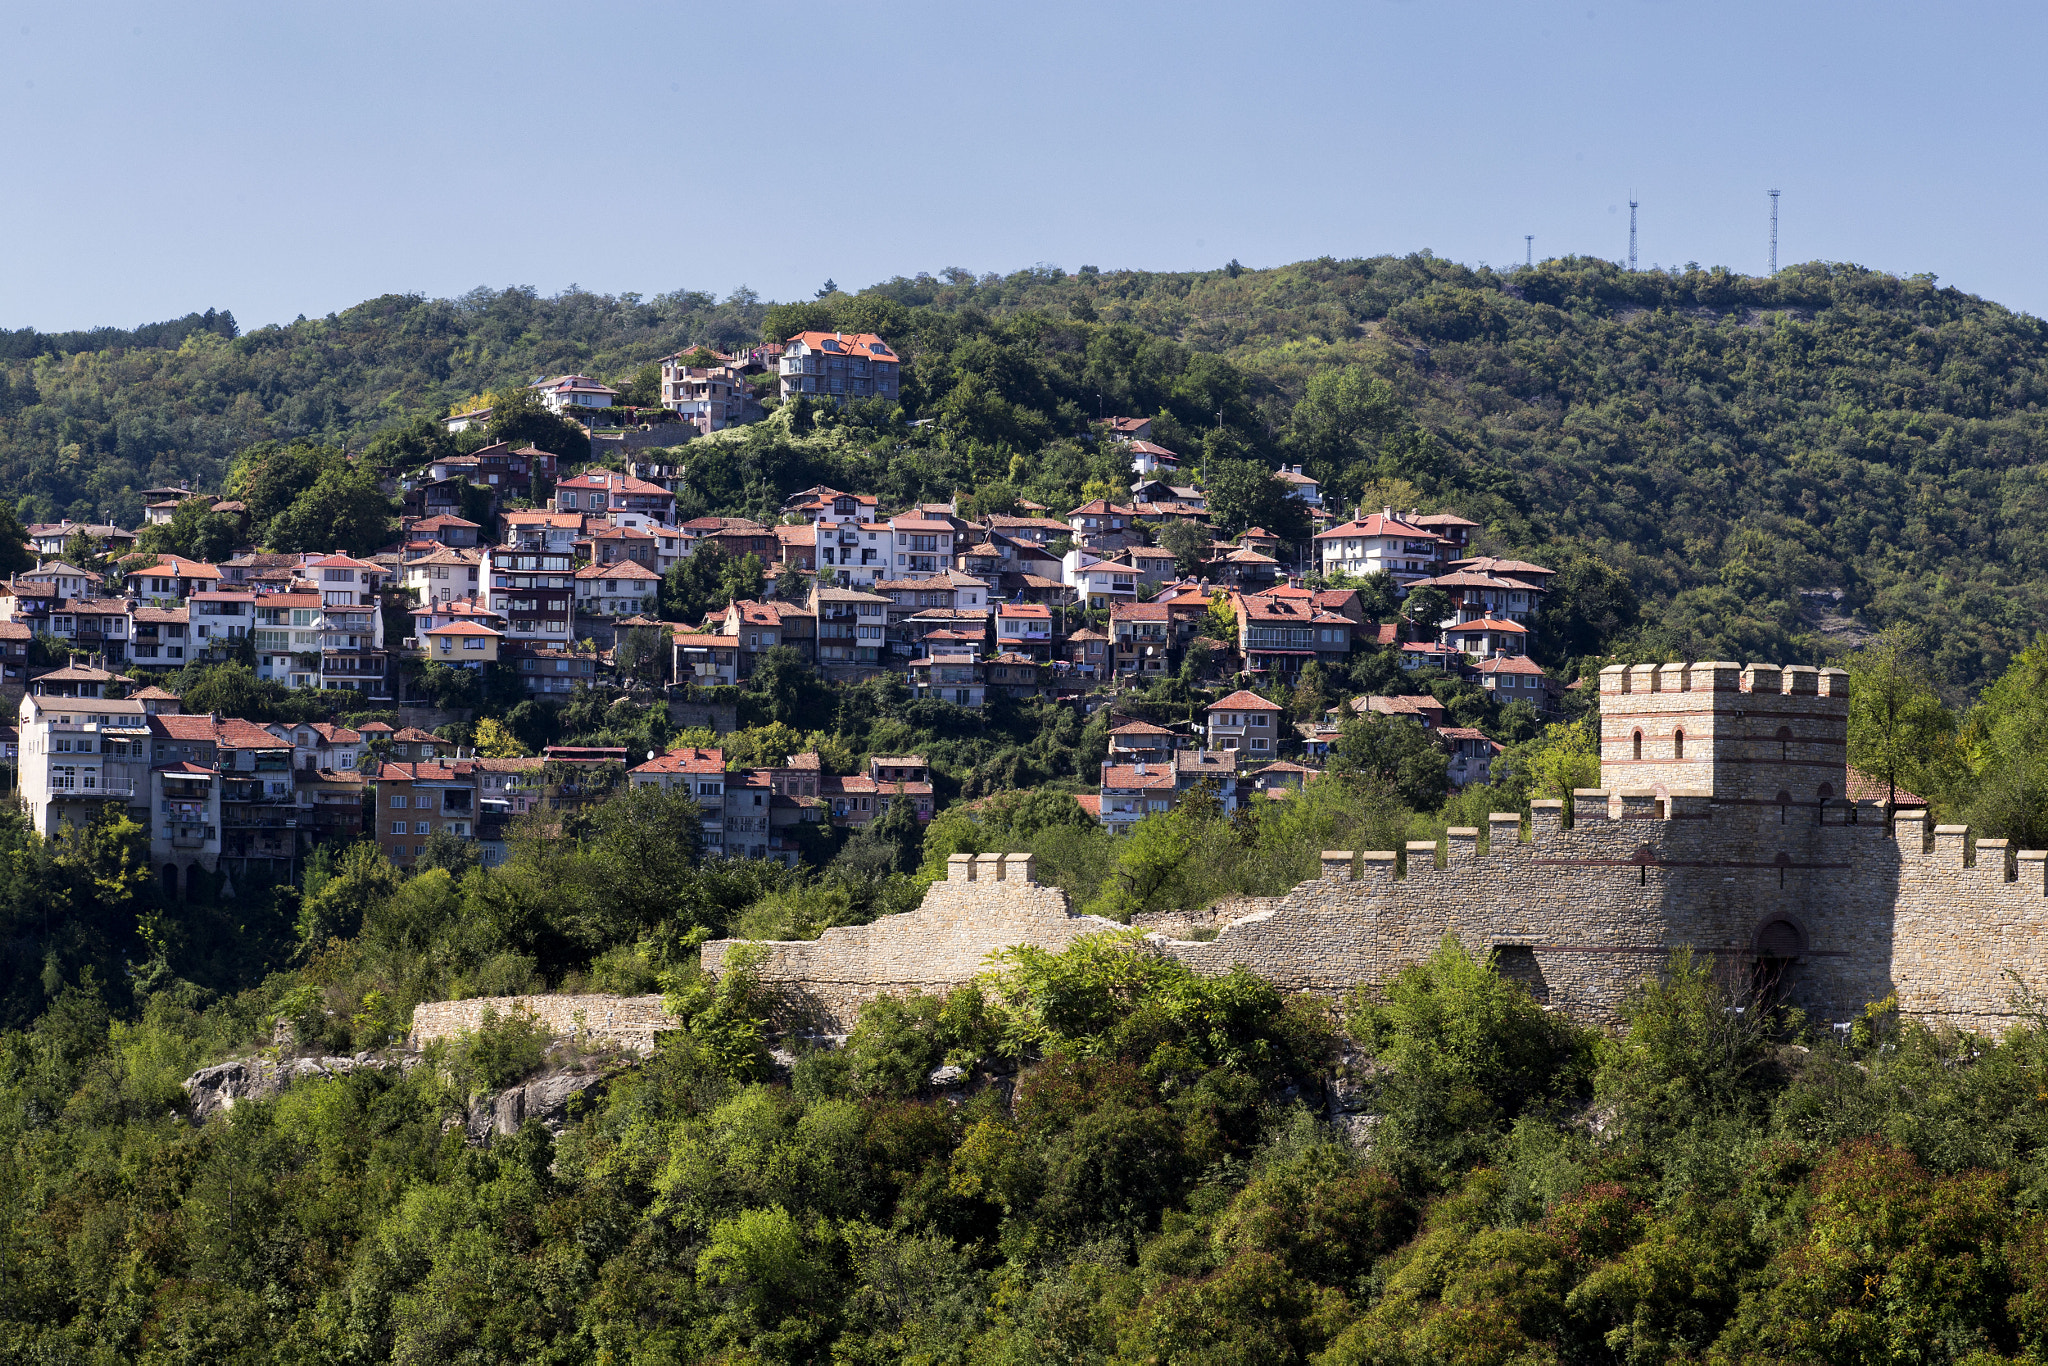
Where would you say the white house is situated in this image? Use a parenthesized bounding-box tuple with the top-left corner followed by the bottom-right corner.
(1312, 510, 1445, 585)
(532, 374, 617, 416)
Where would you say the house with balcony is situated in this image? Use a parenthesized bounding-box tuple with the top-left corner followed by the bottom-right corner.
(887, 514, 957, 578)
(1408, 567, 1550, 636)
(553, 471, 676, 523)
(189, 591, 255, 658)
(30, 664, 135, 699)
(778, 332, 900, 406)
(574, 560, 660, 617)
(374, 761, 480, 869)
(672, 630, 741, 687)
(16, 694, 151, 837)
(1312, 510, 1449, 585)
(907, 653, 985, 708)
(1203, 689, 1286, 763)
(1232, 591, 1354, 678)
(153, 763, 220, 895)
(659, 355, 761, 434)
(995, 602, 1054, 660)
(1065, 551, 1138, 609)
(1064, 627, 1108, 679)
(266, 720, 363, 773)
(404, 514, 482, 549)
(129, 606, 191, 670)
(1445, 617, 1530, 659)
(217, 726, 305, 877)
(251, 591, 326, 687)
(485, 542, 575, 648)
(1273, 465, 1322, 510)
(1096, 760, 1177, 834)
(819, 755, 934, 830)
(1066, 499, 1141, 551)
(811, 586, 890, 677)
(45, 598, 133, 663)
(532, 374, 617, 416)
(21, 562, 103, 600)
(131, 555, 223, 605)
(499, 512, 583, 554)
(1471, 653, 1555, 710)
(1109, 601, 1172, 677)
(1438, 726, 1502, 789)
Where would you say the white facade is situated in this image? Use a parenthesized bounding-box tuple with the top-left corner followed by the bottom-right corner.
(16, 695, 151, 836)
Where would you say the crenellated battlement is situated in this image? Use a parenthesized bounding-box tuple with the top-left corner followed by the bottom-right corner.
(698, 661, 2048, 1038)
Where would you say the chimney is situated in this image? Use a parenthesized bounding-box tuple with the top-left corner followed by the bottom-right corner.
(1383, 505, 1393, 520)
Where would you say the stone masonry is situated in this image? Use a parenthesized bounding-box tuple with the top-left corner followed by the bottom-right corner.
(409, 993, 673, 1054)
(698, 662, 2048, 1036)
(700, 852, 1124, 1031)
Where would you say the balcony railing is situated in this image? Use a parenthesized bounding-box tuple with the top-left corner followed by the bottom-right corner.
(53, 785, 136, 798)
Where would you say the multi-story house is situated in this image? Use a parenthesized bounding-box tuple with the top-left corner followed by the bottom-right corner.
(499, 512, 583, 554)
(814, 519, 895, 587)
(1065, 627, 1108, 679)
(266, 720, 363, 773)
(659, 356, 759, 434)
(1067, 499, 1139, 548)
(1471, 653, 1554, 709)
(422, 621, 501, 668)
(217, 727, 304, 876)
(374, 760, 479, 869)
(720, 599, 815, 666)
(888, 513, 957, 578)
(532, 374, 617, 416)
(1204, 545, 1281, 592)
(485, 541, 575, 648)
(986, 652, 1043, 699)
(21, 562, 103, 600)
(1274, 464, 1322, 511)
(1066, 551, 1138, 609)
(1445, 617, 1530, 659)
(1231, 591, 1355, 677)
(46, 598, 133, 663)
(132, 555, 223, 605)
(625, 746, 730, 851)
(553, 472, 677, 523)
(17, 694, 151, 836)
(129, 606, 191, 670)
(574, 561, 661, 617)
(251, 591, 326, 688)
(1203, 689, 1286, 762)
(907, 653, 985, 708)
(981, 513, 1070, 547)
(0, 621, 29, 684)
(819, 755, 934, 829)
(778, 332, 900, 406)
(1438, 726, 1501, 789)
(1408, 565, 1550, 636)
(404, 514, 483, 549)
(996, 602, 1054, 660)
(811, 586, 890, 675)
(672, 630, 742, 687)
(1109, 602, 1172, 678)
(1096, 760, 1176, 834)
(785, 487, 878, 526)
(584, 525, 657, 568)
(402, 548, 485, 607)
(189, 591, 254, 657)
(1312, 509, 1447, 584)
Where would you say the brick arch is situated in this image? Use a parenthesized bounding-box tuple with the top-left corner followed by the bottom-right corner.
(1755, 915, 1805, 958)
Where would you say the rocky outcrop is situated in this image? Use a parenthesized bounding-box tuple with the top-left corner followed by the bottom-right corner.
(460, 1069, 609, 1144)
(183, 1054, 399, 1122)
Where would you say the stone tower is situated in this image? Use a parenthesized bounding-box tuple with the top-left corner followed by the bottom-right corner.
(1599, 661, 1850, 811)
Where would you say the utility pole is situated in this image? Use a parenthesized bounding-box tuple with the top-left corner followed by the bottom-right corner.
(1769, 189, 1780, 274)
(1525, 235, 1533, 268)
(1627, 193, 1638, 272)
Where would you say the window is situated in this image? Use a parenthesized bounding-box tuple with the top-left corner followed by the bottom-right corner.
(1673, 729, 1685, 759)
(1632, 731, 1642, 761)
(391, 821, 406, 834)
(390, 795, 407, 808)
(414, 821, 430, 835)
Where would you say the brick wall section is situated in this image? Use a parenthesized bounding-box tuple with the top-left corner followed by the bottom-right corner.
(409, 994, 673, 1054)
(701, 852, 1124, 1030)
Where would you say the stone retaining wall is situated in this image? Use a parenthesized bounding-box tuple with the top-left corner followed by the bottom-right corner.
(409, 994, 673, 1054)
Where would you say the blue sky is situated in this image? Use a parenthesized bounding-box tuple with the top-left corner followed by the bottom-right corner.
(3, 0, 2042, 330)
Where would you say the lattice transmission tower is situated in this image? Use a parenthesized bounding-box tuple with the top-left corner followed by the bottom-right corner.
(1769, 189, 1780, 274)
(1628, 194, 1638, 271)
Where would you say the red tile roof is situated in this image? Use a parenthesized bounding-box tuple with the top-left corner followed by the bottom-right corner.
(1206, 689, 1284, 712)
(631, 746, 726, 775)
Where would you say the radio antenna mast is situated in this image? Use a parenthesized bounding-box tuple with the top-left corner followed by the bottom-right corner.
(1628, 193, 1639, 272)
(1525, 234, 1533, 268)
(1768, 189, 1780, 274)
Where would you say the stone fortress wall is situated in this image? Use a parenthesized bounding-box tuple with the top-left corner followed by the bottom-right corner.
(671, 661, 2048, 1036)
(410, 993, 673, 1054)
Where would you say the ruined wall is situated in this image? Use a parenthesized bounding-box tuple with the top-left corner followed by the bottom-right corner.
(691, 796, 2048, 1037)
(410, 994, 673, 1054)
(700, 852, 1122, 1030)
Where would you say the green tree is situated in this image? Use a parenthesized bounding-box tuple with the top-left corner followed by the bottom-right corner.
(1157, 518, 1209, 574)
(1333, 712, 1449, 811)
(265, 465, 395, 554)
(747, 645, 832, 730)
(1402, 584, 1452, 638)
(1203, 456, 1312, 543)
(1846, 627, 1955, 817)
(0, 502, 34, 575)
(477, 385, 590, 463)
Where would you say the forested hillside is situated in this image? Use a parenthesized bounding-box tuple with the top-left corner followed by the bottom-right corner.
(7, 254, 2047, 687)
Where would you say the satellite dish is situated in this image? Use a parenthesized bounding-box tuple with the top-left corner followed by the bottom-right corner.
(646, 750, 655, 761)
